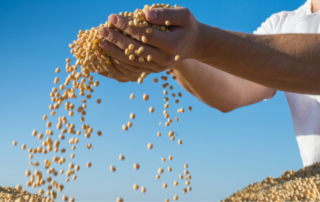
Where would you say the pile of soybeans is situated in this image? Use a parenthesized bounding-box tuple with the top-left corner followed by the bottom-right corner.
(0, 186, 47, 202)
(223, 162, 320, 202)
(9, 3, 192, 202)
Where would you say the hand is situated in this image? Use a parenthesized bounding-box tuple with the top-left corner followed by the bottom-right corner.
(91, 55, 144, 83)
(98, 6, 201, 75)
(76, 38, 142, 83)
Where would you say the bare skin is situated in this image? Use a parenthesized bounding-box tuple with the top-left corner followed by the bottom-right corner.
(97, 2, 320, 112)
(312, 0, 320, 12)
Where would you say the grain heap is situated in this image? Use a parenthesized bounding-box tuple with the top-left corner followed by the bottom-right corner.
(223, 162, 320, 202)
(11, 3, 193, 202)
(0, 185, 47, 202)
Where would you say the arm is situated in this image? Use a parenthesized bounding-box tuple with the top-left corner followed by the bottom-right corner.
(100, 7, 320, 94)
(172, 59, 276, 112)
(194, 26, 320, 94)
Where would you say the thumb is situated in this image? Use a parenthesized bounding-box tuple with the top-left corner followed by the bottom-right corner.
(145, 7, 191, 27)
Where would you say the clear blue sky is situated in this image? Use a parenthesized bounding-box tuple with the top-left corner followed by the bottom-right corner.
(0, 0, 307, 201)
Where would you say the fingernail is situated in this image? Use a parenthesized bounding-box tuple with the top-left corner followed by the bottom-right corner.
(147, 10, 157, 21)
(99, 28, 109, 38)
(108, 15, 118, 25)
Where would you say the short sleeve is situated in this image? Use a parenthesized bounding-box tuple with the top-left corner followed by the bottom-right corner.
(253, 12, 283, 35)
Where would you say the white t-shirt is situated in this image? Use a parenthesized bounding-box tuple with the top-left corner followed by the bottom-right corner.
(254, 0, 320, 167)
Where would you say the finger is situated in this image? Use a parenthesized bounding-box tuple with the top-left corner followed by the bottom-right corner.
(100, 27, 172, 65)
(145, 7, 192, 27)
(90, 62, 109, 77)
(111, 57, 153, 74)
(110, 57, 141, 79)
(92, 59, 138, 82)
(99, 39, 167, 72)
(103, 62, 124, 80)
(107, 14, 177, 51)
(94, 52, 142, 76)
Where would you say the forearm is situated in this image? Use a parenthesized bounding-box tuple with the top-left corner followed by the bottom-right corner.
(172, 59, 275, 112)
(194, 24, 320, 94)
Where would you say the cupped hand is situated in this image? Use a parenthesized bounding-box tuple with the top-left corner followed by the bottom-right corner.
(90, 51, 149, 83)
(98, 6, 201, 75)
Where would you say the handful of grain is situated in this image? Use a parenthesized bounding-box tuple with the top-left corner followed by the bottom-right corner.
(72, 3, 180, 77)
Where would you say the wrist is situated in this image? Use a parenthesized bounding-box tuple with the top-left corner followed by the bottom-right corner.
(190, 22, 207, 60)
(191, 24, 220, 63)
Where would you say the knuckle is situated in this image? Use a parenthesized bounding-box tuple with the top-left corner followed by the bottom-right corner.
(136, 33, 144, 42)
(117, 40, 127, 49)
(108, 31, 126, 49)
(107, 31, 117, 44)
(116, 17, 129, 32)
(183, 7, 191, 14)
(182, 7, 191, 18)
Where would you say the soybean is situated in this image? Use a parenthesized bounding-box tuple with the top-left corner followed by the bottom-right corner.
(128, 44, 134, 51)
(175, 55, 180, 61)
(133, 184, 139, 190)
(141, 36, 147, 43)
(122, 124, 128, 131)
(146, 28, 152, 33)
(143, 94, 149, 101)
(149, 107, 154, 113)
(110, 165, 116, 172)
(130, 93, 135, 100)
(147, 143, 153, 149)
(133, 163, 140, 170)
